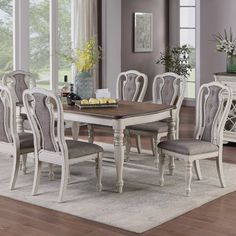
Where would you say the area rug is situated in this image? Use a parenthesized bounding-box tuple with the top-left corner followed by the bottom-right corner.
(1, 142, 236, 233)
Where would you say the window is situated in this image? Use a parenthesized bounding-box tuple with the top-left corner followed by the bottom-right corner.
(180, 0, 196, 99)
(58, 0, 72, 88)
(29, 0, 50, 89)
(0, 0, 13, 76)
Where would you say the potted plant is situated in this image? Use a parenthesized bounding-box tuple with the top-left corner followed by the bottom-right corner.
(156, 44, 192, 78)
(213, 28, 236, 73)
(62, 37, 102, 99)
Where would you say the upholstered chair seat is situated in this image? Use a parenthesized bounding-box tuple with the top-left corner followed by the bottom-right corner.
(65, 140, 103, 159)
(128, 121, 168, 133)
(158, 139, 218, 156)
(158, 82, 232, 196)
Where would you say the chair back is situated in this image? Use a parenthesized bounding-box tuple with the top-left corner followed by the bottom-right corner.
(152, 72, 185, 106)
(116, 70, 148, 102)
(23, 88, 68, 156)
(0, 85, 17, 145)
(2, 70, 35, 105)
(194, 82, 232, 146)
(152, 72, 186, 138)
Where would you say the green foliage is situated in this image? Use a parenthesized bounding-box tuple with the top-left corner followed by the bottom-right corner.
(156, 45, 192, 78)
(0, 0, 13, 73)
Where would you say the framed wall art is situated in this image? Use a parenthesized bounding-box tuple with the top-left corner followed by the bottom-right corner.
(134, 12, 153, 52)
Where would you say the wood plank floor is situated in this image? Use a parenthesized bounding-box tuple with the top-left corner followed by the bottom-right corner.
(1, 106, 236, 236)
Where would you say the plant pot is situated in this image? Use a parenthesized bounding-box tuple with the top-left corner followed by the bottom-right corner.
(75, 72, 94, 99)
(226, 54, 236, 73)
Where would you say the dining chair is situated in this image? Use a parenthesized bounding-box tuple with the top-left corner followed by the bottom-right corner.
(0, 84, 34, 190)
(158, 81, 232, 196)
(23, 88, 103, 202)
(2, 70, 36, 173)
(126, 72, 185, 165)
(88, 70, 148, 144)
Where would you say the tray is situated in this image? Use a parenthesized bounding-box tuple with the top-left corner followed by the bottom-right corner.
(74, 101, 118, 109)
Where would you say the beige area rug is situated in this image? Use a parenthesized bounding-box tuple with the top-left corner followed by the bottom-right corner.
(1, 142, 236, 233)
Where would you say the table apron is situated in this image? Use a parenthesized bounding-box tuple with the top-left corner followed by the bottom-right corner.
(63, 113, 113, 126)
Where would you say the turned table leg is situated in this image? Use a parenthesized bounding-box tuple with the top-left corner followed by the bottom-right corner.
(113, 126, 125, 193)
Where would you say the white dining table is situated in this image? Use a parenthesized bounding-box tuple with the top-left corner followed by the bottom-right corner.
(62, 101, 176, 193)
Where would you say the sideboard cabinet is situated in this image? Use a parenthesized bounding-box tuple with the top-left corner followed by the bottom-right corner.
(214, 72, 236, 143)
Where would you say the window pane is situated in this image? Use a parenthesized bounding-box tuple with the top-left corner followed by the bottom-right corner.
(180, 29, 195, 47)
(180, 0, 195, 6)
(29, 0, 50, 89)
(58, 0, 72, 89)
(0, 1, 13, 76)
(180, 7, 195, 28)
(185, 80, 195, 99)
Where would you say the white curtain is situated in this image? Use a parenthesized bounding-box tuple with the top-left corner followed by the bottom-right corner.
(71, 0, 98, 88)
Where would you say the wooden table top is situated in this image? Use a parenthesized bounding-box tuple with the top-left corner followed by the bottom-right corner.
(63, 101, 174, 119)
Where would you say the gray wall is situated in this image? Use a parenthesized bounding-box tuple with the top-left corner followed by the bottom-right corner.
(121, 0, 169, 101)
(200, 0, 236, 84)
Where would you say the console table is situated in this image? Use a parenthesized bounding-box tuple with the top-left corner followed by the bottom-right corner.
(214, 72, 236, 142)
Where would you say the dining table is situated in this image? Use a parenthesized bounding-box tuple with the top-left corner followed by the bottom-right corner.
(63, 101, 176, 193)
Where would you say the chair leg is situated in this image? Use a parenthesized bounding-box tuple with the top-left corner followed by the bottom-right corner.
(153, 136, 160, 168)
(58, 164, 69, 203)
(185, 161, 193, 197)
(72, 121, 80, 140)
(168, 156, 175, 175)
(22, 154, 27, 175)
(193, 160, 202, 180)
(135, 135, 142, 154)
(9, 152, 21, 190)
(96, 152, 103, 191)
(216, 154, 226, 188)
(88, 124, 94, 144)
(32, 160, 42, 196)
(159, 153, 166, 186)
(125, 130, 131, 161)
(151, 137, 155, 156)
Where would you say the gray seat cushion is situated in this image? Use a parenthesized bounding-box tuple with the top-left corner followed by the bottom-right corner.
(66, 140, 103, 159)
(19, 132, 34, 154)
(128, 121, 168, 133)
(158, 139, 218, 155)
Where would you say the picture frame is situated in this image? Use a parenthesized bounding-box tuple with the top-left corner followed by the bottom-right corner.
(134, 12, 153, 52)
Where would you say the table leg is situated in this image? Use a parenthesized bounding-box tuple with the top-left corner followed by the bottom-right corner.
(168, 109, 177, 140)
(16, 113, 24, 133)
(72, 121, 80, 140)
(168, 109, 177, 175)
(113, 128, 124, 193)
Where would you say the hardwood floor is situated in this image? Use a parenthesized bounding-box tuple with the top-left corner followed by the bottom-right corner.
(1, 106, 236, 236)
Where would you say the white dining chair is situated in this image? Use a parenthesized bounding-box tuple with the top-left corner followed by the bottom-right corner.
(2, 70, 36, 173)
(158, 82, 232, 196)
(23, 88, 103, 202)
(126, 72, 185, 166)
(88, 70, 148, 144)
(0, 84, 34, 190)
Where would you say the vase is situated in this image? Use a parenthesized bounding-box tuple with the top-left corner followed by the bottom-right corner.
(75, 72, 94, 99)
(226, 54, 236, 73)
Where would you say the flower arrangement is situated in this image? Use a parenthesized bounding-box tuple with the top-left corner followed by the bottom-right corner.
(213, 28, 236, 56)
(63, 37, 102, 73)
(156, 44, 192, 78)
